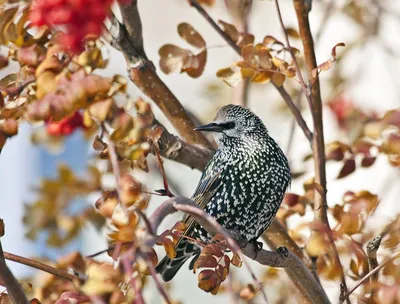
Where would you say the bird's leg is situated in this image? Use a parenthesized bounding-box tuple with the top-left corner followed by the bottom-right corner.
(250, 239, 263, 259)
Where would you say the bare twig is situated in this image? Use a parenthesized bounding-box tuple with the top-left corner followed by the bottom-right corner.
(121, 251, 145, 304)
(187, 0, 313, 144)
(141, 252, 172, 304)
(365, 236, 382, 299)
(149, 197, 330, 304)
(287, 0, 350, 300)
(3, 251, 81, 283)
(340, 252, 400, 303)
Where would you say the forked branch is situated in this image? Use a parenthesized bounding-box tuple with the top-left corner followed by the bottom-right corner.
(149, 196, 330, 304)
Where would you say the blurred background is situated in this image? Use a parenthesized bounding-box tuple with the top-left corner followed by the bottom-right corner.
(1, 0, 400, 303)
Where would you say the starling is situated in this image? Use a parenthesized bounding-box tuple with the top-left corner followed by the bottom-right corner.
(156, 105, 291, 281)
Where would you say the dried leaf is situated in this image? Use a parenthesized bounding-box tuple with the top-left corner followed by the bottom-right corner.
(337, 158, 356, 179)
(178, 23, 206, 48)
(198, 269, 220, 295)
(286, 27, 300, 39)
(216, 67, 242, 87)
(218, 20, 239, 43)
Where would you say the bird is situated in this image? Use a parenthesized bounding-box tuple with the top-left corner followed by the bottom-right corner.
(155, 104, 291, 282)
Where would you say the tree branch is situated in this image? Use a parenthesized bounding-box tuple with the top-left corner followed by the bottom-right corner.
(106, 2, 213, 149)
(340, 252, 400, 303)
(365, 236, 382, 299)
(3, 251, 80, 283)
(149, 196, 330, 304)
(152, 121, 215, 171)
(187, 0, 312, 144)
(290, 0, 349, 300)
(0, 240, 29, 304)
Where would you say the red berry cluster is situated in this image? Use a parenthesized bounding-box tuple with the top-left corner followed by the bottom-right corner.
(30, 0, 130, 52)
(46, 111, 85, 136)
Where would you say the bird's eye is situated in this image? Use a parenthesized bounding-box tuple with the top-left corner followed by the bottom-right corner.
(222, 121, 236, 130)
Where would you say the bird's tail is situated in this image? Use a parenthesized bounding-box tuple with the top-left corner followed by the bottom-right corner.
(155, 237, 200, 282)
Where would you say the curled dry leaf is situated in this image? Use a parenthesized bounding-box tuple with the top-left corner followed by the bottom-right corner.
(119, 174, 149, 209)
(218, 20, 240, 43)
(312, 42, 345, 78)
(95, 191, 118, 219)
(198, 269, 220, 295)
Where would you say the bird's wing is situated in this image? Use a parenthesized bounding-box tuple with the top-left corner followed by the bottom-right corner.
(180, 163, 223, 239)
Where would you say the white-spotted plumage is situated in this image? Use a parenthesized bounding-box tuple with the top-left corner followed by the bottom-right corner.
(156, 105, 291, 282)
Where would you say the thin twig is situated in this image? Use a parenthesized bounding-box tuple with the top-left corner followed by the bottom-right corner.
(340, 252, 400, 303)
(188, 0, 312, 144)
(121, 250, 145, 304)
(288, 0, 350, 300)
(274, 0, 314, 113)
(141, 252, 172, 304)
(4, 251, 80, 282)
(365, 236, 382, 299)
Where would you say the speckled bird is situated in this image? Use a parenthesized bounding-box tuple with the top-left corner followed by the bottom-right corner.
(156, 105, 291, 281)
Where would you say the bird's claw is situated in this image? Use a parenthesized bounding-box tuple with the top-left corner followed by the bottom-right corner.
(250, 239, 263, 259)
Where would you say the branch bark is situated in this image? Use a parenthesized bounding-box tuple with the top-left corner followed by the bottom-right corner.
(3, 251, 80, 283)
(291, 0, 349, 300)
(149, 197, 330, 304)
(152, 121, 215, 171)
(0, 240, 29, 304)
(106, 2, 212, 149)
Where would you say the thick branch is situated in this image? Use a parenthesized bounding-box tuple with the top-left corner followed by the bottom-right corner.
(291, 0, 349, 299)
(0, 241, 29, 304)
(152, 121, 215, 171)
(150, 197, 330, 304)
(107, 3, 212, 149)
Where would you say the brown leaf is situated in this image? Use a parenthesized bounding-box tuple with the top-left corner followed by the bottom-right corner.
(198, 269, 220, 294)
(216, 67, 242, 87)
(0, 119, 18, 136)
(95, 191, 118, 219)
(271, 72, 285, 86)
(382, 133, 400, 155)
(237, 33, 254, 48)
(178, 23, 206, 48)
(286, 27, 300, 39)
(361, 156, 376, 167)
(337, 158, 356, 179)
(184, 50, 207, 78)
(201, 243, 225, 258)
(218, 20, 239, 43)
(0, 218, 4, 237)
(231, 253, 242, 267)
(159, 44, 191, 74)
(88, 98, 113, 122)
(0, 56, 8, 69)
(194, 255, 218, 271)
(283, 193, 300, 207)
(305, 233, 330, 257)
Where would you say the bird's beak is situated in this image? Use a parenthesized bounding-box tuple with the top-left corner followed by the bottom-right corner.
(194, 123, 225, 133)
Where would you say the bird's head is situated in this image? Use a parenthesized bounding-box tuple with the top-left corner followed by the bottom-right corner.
(194, 105, 267, 146)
